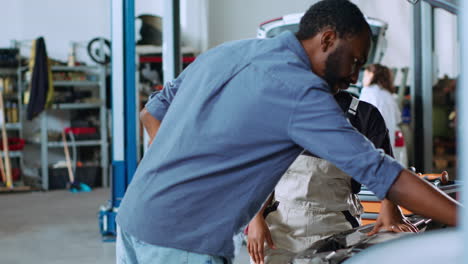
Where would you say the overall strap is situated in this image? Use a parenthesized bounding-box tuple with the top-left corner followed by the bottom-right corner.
(346, 96, 362, 194)
(346, 96, 360, 119)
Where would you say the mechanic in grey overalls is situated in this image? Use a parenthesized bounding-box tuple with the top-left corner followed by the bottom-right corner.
(247, 91, 416, 264)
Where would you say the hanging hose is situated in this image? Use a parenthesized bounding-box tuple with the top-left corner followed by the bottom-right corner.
(67, 131, 77, 176)
(62, 129, 91, 193)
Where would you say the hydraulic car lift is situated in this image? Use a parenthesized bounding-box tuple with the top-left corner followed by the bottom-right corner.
(98, 0, 182, 241)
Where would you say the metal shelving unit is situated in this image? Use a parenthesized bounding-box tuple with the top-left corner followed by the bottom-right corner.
(53, 80, 101, 87)
(5, 123, 21, 130)
(39, 65, 109, 190)
(0, 151, 22, 158)
(0, 68, 17, 75)
(0, 61, 25, 185)
(50, 102, 103, 110)
(47, 140, 103, 148)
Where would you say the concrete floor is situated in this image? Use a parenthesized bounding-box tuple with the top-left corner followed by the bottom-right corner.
(0, 188, 251, 264)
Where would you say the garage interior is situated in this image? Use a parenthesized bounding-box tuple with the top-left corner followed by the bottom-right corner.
(0, 0, 465, 263)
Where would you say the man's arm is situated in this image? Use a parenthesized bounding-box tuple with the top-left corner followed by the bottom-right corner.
(140, 108, 161, 146)
(140, 70, 188, 144)
(387, 169, 459, 226)
(366, 115, 417, 233)
(364, 111, 448, 232)
(289, 88, 458, 227)
(142, 68, 189, 132)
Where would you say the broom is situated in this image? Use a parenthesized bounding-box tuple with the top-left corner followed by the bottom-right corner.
(0, 91, 12, 188)
(62, 130, 91, 193)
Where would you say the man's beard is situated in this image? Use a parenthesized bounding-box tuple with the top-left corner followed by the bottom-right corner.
(323, 46, 347, 94)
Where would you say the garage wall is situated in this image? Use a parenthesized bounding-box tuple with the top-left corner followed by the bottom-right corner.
(207, 0, 459, 80)
(0, 0, 207, 61)
(0, 0, 110, 63)
(0, 0, 458, 78)
(206, 0, 414, 79)
(354, 0, 458, 79)
(207, 0, 314, 47)
(1, 1, 22, 48)
(351, 0, 412, 72)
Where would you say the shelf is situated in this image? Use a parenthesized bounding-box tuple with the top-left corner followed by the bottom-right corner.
(136, 45, 196, 55)
(47, 140, 102, 148)
(140, 56, 196, 64)
(51, 65, 99, 71)
(0, 57, 26, 187)
(5, 123, 21, 130)
(53, 80, 100, 86)
(0, 185, 33, 193)
(0, 151, 23, 158)
(0, 68, 17, 75)
(33, 61, 109, 190)
(50, 102, 103, 110)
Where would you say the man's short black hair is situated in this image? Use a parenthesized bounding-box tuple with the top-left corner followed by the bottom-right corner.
(296, 0, 371, 40)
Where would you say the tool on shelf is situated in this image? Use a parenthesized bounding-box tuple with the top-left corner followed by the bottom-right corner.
(0, 135, 6, 186)
(0, 91, 12, 188)
(62, 130, 91, 193)
(87, 38, 111, 65)
(0, 93, 6, 186)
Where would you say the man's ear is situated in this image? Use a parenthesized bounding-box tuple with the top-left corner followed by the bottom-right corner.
(320, 30, 337, 52)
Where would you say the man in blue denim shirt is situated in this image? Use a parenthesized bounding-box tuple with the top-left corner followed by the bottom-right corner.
(116, 0, 458, 263)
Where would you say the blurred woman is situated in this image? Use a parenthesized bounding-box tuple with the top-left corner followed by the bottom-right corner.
(360, 64, 401, 149)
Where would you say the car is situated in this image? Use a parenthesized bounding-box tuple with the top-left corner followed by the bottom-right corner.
(257, 13, 408, 168)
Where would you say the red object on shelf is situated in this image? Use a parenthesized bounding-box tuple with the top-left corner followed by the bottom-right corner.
(64, 127, 97, 135)
(0, 138, 25, 151)
(395, 130, 405, 147)
(139, 56, 196, 64)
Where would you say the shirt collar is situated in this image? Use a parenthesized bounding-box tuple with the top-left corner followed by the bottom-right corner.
(278, 31, 312, 69)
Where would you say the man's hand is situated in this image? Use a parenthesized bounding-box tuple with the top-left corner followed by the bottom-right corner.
(247, 215, 276, 264)
(368, 199, 418, 236)
(387, 169, 459, 227)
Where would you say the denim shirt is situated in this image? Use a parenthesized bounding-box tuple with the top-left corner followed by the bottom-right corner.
(117, 31, 403, 258)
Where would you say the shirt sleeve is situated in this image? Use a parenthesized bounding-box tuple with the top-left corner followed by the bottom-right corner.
(288, 86, 404, 200)
(145, 70, 187, 121)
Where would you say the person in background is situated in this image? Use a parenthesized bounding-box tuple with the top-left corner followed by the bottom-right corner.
(360, 64, 401, 149)
(247, 91, 417, 264)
